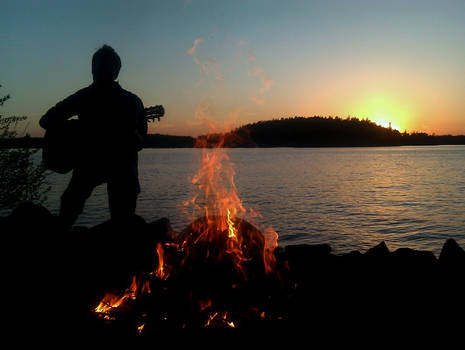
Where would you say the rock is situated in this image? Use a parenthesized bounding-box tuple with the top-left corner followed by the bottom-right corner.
(364, 241, 390, 259)
(88, 214, 154, 275)
(284, 244, 334, 285)
(340, 250, 363, 264)
(391, 248, 437, 266)
(8, 201, 57, 232)
(3, 202, 60, 271)
(439, 238, 465, 266)
(285, 243, 331, 257)
(437, 239, 465, 313)
(90, 213, 147, 233)
(389, 248, 437, 285)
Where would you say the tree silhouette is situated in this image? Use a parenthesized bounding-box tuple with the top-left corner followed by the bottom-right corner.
(0, 85, 49, 208)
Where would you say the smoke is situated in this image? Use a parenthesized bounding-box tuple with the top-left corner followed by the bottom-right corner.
(191, 100, 240, 135)
(187, 38, 224, 82)
(242, 47, 274, 105)
(248, 66, 274, 105)
(186, 38, 204, 56)
(203, 59, 225, 82)
(235, 40, 249, 47)
(247, 50, 256, 62)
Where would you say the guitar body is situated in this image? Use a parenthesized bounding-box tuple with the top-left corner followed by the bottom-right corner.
(41, 105, 164, 174)
(42, 120, 80, 174)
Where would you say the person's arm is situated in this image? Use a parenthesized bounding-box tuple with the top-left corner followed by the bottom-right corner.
(39, 90, 83, 130)
(135, 98, 147, 148)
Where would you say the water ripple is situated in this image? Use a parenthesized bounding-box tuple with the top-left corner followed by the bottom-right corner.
(39, 146, 465, 256)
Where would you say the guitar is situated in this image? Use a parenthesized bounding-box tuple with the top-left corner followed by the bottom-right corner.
(145, 105, 165, 122)
(42, 105, 165, 174)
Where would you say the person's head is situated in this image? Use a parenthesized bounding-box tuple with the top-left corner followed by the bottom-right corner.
(92, 45, 121, 83)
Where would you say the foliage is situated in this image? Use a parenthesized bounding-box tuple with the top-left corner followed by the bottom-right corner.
(0, 85, 50, 209)
(221, 116, 465, 147)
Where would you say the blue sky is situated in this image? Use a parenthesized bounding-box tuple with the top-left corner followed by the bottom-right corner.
(1, 0, 464, 136)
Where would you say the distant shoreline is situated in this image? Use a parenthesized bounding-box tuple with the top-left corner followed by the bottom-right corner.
(2, 117, 465, 148)
(1, 136, 465, 149)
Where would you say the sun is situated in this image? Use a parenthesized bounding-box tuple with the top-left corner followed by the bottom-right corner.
(371, 117, 401, 131)
(350, 93, 411, 132)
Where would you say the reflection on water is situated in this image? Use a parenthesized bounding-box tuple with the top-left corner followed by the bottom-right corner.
(43, 145, 465, 255)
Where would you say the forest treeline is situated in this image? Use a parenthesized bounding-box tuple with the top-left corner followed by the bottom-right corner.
(198, 116, 465, 147)
(1, 116, 464, 148)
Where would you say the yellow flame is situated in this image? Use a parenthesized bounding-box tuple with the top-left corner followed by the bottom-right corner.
(205, 311, 236, 328)
(94, 275, 151, 318)
(155, 243, 167, 280)
(227, 209, 237, 239)
(137, 323, 145, 334)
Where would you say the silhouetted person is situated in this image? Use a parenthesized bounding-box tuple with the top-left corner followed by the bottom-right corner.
(40, 45, 147, 229)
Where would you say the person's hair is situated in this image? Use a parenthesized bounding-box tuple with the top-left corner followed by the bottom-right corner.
(92, 45, 121, 81)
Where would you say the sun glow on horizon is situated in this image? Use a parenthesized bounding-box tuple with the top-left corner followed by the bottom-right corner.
(349, 93, 413, 133)
(371, 118, 401, 131)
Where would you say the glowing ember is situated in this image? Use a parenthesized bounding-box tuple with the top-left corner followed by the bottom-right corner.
(137, 323, 145, 334)
(94, 275, 151, 320)
(205, 311, 236, 328)
(199, 299, 212, 312)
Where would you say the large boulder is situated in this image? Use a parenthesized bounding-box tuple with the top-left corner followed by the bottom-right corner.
(439, 238, 465, 267)
(364, 241, 390, 259)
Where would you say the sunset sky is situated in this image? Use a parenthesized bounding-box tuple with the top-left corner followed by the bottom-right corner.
(2, 0, 464, 136)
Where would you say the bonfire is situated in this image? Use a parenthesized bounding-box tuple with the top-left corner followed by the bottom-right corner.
(92, 134, 280, 333)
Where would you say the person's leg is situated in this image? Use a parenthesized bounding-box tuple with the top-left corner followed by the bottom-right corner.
(107, 153, 140, 221)
(59, 171, 101, 229)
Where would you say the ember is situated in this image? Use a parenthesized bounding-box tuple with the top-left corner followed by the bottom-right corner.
(94, 274, 151, 321)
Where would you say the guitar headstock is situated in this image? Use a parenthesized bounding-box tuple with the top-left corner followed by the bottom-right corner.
(145, 105, 165, 122)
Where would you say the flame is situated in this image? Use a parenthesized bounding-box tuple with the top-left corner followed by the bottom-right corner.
(183, 136, 251, 276)
(199, 299, 212, 312)
(137, 323, 145, 334)
(93, 119, 280, 329)
(190, 137, 246, 226)
(94, 294, 128, 320)
(263, 227, 279, 274)
(184, 133, 278, 276)
(227, 209, 237, 239)
(94, 275, 151, 319)
(205, 311, 236, 328)
(155, 242, 170, 280)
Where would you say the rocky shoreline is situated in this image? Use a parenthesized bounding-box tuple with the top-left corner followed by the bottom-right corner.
(3, 202, 464, 338)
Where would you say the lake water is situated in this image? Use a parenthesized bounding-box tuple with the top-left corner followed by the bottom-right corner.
(41, 145, 465, 256)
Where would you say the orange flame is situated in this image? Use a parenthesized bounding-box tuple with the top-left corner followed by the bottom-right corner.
(183, 135, 252, 275)
(205, 311, 236, 328)
(263, 227, 279, 274)
(199, 299, 212, 312)
(93, 116, 279, 328)
(227, 209, 237, 239)
(137, 323, 145, 334)
(94, 275, 151, 319)
(184, 131, 278, 276)
(155, 242, 170, 280)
